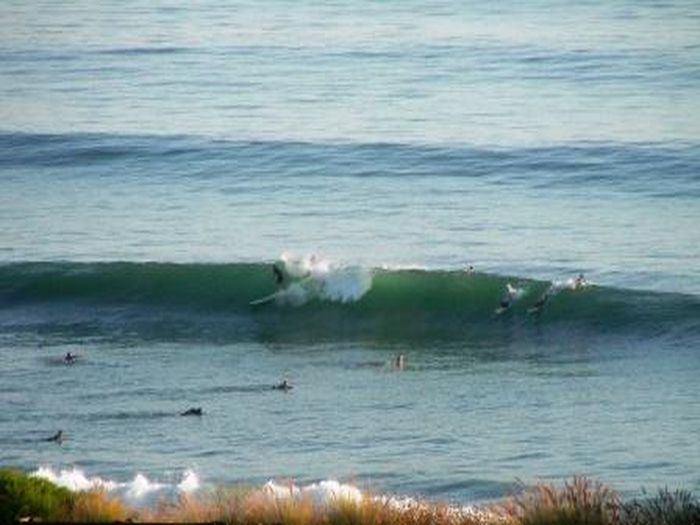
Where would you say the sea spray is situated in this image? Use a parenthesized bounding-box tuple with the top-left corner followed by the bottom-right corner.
(177, 469, 200, 492)
(263, 479, 364, 505)
(32, 466, 118, 493)
(277, 253, 373, 305)
(22, 467, 502, 522)
(31, 467, 479, 515)
(31, 466, 200, 505)
(261, 478, 496, 522)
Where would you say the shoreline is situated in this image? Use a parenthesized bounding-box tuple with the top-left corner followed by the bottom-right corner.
(3, 468, 699, 525)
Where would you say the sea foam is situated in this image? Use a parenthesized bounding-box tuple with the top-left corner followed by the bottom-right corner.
(31, 466, 199, 505)
(30, 467, 499, 521)
(263, 479, 364, 505)
(263, 479, 495, 521)
(278, 253, 372, 305)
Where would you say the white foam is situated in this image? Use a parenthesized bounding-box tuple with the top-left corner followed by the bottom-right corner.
(130, 473, 166, 500)
(263, 479, 363, 505)
(30, 469, 501, 521)
(506, 283, 526, 300)
(31, 466, 200, 504)
(375, 493, 502, 522)
(303, 480, 364, 504)
(178, 468, 201, 493)
(32, 466, 117, 492)
(378, 262, 430, 271)
(263, 479, 498, 521)
(552, 275, 591, 292)
(277, 253, 372, 305)
(263, 480, 302, 499)
(281, 252, 327, 279)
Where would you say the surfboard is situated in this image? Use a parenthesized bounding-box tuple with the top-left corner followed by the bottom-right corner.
(250, 276, 316, 306)
(249, 291, 279, 306)
(494, 305, 509, 315)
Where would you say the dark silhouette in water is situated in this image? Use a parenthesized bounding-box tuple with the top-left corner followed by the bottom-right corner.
(394, 353, 406, 370)
(46, 430, 63, 443)
(64, 352, 77, 364)
(272, 379, 293, 391)
(529, 290, 550, 314)
(272, 263, 284, 285)
(496, 283, 519, 314)
(181, 407, 203, 416)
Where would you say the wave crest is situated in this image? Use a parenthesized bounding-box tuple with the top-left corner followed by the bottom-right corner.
(276, 253, 373, 305)
(1, 259, 698, 343)
(31, 466, 199, 504)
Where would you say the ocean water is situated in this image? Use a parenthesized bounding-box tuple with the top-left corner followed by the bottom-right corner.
(1, 0, 699, 506)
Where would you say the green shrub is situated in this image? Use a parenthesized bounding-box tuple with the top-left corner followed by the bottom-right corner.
(621, 488, 700, 525)
(0, 468, 73, 522)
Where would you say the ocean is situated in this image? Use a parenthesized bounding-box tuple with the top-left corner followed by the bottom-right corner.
(1, 0, 699, 507)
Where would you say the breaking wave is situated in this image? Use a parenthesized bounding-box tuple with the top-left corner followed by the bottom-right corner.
(31, 466, 491, 520)
(1, 257, 698, 343)
(31, 466, 199, 505)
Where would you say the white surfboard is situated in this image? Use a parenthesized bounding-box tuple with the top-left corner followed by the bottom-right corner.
(494, 305, 510, 315)
(249, 291, 279, 306)
(250, 276, 316, 306)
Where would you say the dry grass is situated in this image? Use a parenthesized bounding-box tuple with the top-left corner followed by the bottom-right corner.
(140, 486, 250, 523)
(89, 478, 700, 525)
(5, 469, 698, 525)
(500, 476, 620, 525)
(67, 488, 131, 523)
(138, 483, 499, 525)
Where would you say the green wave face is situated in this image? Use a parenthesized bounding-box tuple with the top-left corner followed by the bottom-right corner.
(1, 262, 698, 344)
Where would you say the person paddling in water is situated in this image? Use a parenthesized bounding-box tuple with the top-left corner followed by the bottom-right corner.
(528, 290, 550, 314)
(46, 430, 63, 443)
(64, 352, 76, 364)
(272, 379, 293, 391)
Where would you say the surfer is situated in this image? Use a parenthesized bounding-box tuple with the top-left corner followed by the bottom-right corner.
(251, 267, 286, 306)
(46, 430, 63, 443)
(272, 263, 285, 286)
(499, 296, 511, 310)
(528, 291, 550, 314)
(394, 353, 406, 370)
(181, 407, 203, 416)
(272, 379, 293, 391)
(64, 352, 76, 364)
(574, 273, 587, 289)
(496, 283, 518, 313)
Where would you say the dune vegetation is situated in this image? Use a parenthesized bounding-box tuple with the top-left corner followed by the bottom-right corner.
(1, 468, 698, 524)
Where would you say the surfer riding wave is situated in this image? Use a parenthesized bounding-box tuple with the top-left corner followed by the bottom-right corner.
(250, 254, 372, 307)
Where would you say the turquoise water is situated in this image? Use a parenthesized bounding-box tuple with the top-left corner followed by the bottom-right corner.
(1, 0, 699, 505)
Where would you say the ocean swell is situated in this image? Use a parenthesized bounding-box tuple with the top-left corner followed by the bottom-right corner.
(1, 260, 698, 344)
